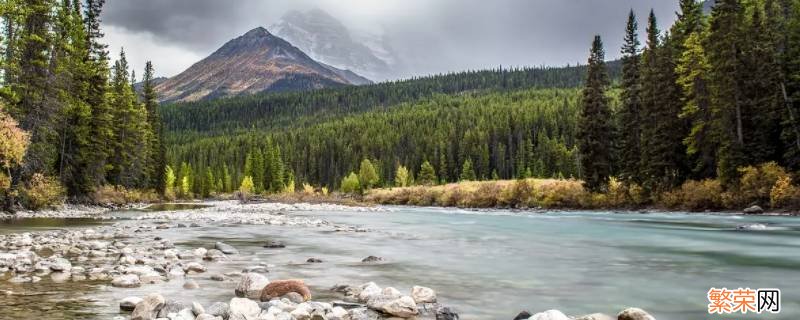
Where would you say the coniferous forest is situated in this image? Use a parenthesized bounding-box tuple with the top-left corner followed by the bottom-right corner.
(2, 0, 800, 211)
(162, 0, 800, 211)
(0, 0, 163, 210)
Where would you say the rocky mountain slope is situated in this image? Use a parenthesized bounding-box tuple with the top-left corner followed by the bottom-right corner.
(155, 27, 370, 103)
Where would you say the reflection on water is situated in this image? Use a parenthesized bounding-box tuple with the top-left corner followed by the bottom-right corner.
(1, 206, 799, 320)
(0, 218, 107, 235)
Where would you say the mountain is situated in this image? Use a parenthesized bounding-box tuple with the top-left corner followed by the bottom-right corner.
(270, 9, 401, 81)
(155, 27, 370, 103)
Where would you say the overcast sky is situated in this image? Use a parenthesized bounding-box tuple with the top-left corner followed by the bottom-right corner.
(102, 0, 680, 79)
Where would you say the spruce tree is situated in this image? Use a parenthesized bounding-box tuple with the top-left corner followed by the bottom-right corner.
(460, 158, 476, 181)
(618, 10, 643, 184)
(708, 0, 747, 187)
(142, 61, 165, 193)
(418, 160, 437, 186)
(577, 35, 613, 192)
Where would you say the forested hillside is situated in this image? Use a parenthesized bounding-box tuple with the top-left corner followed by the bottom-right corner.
(1, 0, 163, 210)
(164, 0, 800, 211)
(162, 64, 620, 195)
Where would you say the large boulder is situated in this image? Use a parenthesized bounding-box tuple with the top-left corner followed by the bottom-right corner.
(260, 279, 311, 302)
(157, 300, 189, 318)
(617, 308, 656, 320)
(529, 310, 570, 320)
(348, 307, 383, 320)
(215, 242, 239, 254)
(235, 273, 269, 299)
(743, 205, 764, 214)
(411, 286, 437, 303)
(130, 293, 166, 320)
(111, 274, 141, 288)
(206, 302, 230, 319)
(229, 297, 261, 320)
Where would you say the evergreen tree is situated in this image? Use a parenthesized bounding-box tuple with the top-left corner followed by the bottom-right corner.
(142, 61, 165, 193)
(460, 158, 476, 181)
(203, 167, 214, 197)
(678, 30, 716, 178)
(418, 160, 437, 186)
(577, 35, 613, 192)
(707, 0, 747, 187)
(222, 164, 232, 193)
(618, 10, 643, 184)
(340, 172, 360, 194)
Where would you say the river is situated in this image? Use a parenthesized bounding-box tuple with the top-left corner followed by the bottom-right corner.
(1, 203, 798, 320)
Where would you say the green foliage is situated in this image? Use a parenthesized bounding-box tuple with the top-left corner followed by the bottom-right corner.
(460, 159, 476, 181)
(340, 172, 360, 194)
(164, 165, 176, 200)
(578, 35, 613, 192)
(358, 159, 379, 190)
(20, 173, 65, 210)
(394, 165, 411, 187)
(618, 10, 643, 184)
(418, 161, 437, 186)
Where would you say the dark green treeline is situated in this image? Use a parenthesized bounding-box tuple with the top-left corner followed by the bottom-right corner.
(1, 0, 164, 205)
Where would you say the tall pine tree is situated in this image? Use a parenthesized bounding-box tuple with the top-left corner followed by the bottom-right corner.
(617, 10, 642, 184)
(577, 35, 613, 192)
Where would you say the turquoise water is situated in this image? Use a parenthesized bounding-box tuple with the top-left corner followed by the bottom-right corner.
(2, 206, 799, 320)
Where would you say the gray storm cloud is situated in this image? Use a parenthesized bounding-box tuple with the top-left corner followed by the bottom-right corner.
(102, 0, 679, 79)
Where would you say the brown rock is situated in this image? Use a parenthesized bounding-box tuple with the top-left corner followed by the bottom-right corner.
(259, 279, 311, 302)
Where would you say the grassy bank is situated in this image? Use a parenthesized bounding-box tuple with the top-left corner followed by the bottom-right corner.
(364, 174, 800, 213)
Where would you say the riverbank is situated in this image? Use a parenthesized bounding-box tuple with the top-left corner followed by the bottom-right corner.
(363, 178, 800, 214)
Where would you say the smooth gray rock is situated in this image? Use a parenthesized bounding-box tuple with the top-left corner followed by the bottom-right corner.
(215, 242, 239, 254)
(229, 297, 261, 320)
(529, 310, 570, 320)
(184, 279, 200, 289)
(575, 313, 615, 320)
(411, 286, 436, 303)
(744, 205, 764, 214)
(120, 296, 143, 312)
(192, 302, 206, 316)
(131, 293, 166, 320)
(111, 274, 141, 288)
(158, 300, 189, 318)
(206, 302, 230, 320)
(235, 273, 269, 299)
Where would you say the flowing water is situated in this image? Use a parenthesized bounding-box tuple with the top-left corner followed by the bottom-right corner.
(1, 205, 799, 320)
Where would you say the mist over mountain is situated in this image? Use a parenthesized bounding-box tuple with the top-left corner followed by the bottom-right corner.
(270, 9, 403, 81)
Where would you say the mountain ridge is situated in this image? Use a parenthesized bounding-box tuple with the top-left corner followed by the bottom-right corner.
(154, 27, 370, 103)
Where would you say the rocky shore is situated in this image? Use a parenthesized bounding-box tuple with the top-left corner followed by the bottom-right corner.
(0, 201, 661, 320)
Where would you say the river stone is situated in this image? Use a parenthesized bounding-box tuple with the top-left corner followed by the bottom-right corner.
(192, 302, 206, 316)
(215, 242, 239, 254)
(529, 310, 570, 320)
(111, 274, 141, 288)
(348, 307, 382, 320)
(204, 249, 226, 261)
(184, 279, 200, 289)
(185, 262, 207, 273)
(382, 287, 402, 298)
(158, 300, 190, 318)
(260, 279, 311, 302)
(131, 293, 166, 320)
(211, 274, 225, 281)
(173, 308, 196, 320)
(513, 311, 532, 320)
(229, 297, 261, 320)
(196, 314, 223, 320)
(283, 292, 305, 304)
(411, 286, 437, 303)
(575, 313, 615, 320)
(235, 273, 270, 299)
(328, 306, 348, 320)
(743, 205, 764, 214)
(306, 258, 322, 263)
(206, 302, 230, 319)
(169, 266, 186, 278)
(367, 295, 418, 318)
(617, 308, 656, 320)
(120, 296, 143, 311)
(361, 256, 383, 263)
(194, 247, 208, 257)
(49, 257, 72, 272)
(358, 282, 381, 302)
